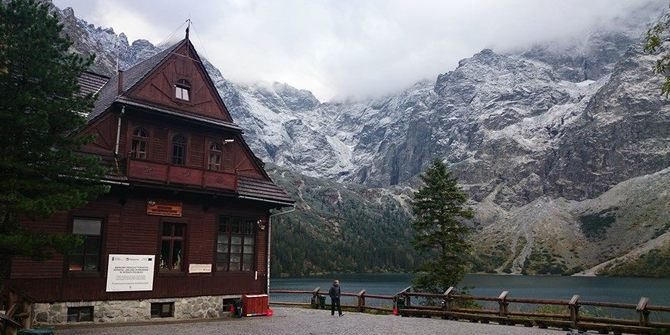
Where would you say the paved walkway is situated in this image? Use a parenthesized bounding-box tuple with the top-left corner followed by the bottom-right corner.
(57, 307, 566, 335)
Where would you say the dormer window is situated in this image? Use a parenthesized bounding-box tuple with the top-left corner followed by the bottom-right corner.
(130, 127, 148, 159)
(175, 79, 190, 101)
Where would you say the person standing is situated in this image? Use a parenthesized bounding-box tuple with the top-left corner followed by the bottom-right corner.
(328, 279, 343, 316)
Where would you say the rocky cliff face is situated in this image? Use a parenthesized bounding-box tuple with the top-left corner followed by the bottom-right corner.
(54, 0, 670, 275)
(56, 7, 161, 76)
(543, 43, 670, 201)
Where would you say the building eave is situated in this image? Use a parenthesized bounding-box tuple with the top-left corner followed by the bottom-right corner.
(115, 98, 243, 132)
(237, 195, 295, 207)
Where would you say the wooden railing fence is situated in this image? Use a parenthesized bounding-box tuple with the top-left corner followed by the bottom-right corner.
(271, 287, 396, 314)
(270, 286, 670, 334)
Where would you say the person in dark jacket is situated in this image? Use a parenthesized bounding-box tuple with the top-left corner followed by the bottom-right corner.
(328, 279, 343, 316)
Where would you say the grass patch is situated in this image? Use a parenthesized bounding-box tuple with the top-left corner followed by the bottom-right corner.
(522, 248, 567, 275)
(599, 247, 670, 277)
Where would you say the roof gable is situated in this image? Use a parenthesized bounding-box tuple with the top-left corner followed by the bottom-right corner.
(87, 39, 233, 123)
(125, 41, 233, 122)
(87, 42, 181, 121)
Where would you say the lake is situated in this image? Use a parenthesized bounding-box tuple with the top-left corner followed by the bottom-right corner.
(270, 273, 670, 320)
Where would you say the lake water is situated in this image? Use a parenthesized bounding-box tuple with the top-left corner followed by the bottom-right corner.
(270, 273, 670, 321)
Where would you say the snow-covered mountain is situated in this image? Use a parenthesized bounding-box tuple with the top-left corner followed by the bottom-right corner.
(53, 0, 670, 275)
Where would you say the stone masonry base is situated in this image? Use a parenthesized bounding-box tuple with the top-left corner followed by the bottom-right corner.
(32, 295, 240, 325)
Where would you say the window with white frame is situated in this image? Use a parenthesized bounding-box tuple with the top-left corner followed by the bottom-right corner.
(175, 79, 190, 101)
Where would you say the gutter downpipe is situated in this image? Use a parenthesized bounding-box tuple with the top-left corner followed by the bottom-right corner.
(113, 105, 126, 174)
(114, 105, 126, 157)
(267, 206, 296, 295)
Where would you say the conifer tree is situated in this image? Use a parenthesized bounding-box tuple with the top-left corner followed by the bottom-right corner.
(0, 0, 108, 268)
(644, 7, 670, 97)
(411, 158, 473, 293)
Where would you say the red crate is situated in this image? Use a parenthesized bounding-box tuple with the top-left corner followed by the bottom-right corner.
(242, 294, 269, 316)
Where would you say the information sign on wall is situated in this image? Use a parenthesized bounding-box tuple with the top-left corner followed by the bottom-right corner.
(146, 200, 182, 217)
(188, 264, 212, 273)
(106, 254, 155, 292)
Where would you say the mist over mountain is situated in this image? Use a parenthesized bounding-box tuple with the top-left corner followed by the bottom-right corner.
(54, 1, 670, 276)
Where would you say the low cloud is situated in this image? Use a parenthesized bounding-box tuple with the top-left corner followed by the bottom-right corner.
(54, 0, 665, 101)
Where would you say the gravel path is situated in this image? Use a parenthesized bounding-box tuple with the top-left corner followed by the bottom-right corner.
(57, 307, 566, 335)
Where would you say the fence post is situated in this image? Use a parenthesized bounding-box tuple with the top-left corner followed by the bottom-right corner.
(498, 291, 509, 318)
(357, 290, 366, 312)
(394, 286, 411, 317)
(311, 287, 321, 309)
(443, 287, 455, 311)
(636, 297, 650, 327)
(399, 286, 412, 307)
(443, 287, 454, 319)
(569, 294, 580, 329)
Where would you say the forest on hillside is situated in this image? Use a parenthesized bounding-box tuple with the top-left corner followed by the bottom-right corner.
(268, 167, 417, 277)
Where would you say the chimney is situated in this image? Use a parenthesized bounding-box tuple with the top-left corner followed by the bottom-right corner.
(117, 69, 124, 94)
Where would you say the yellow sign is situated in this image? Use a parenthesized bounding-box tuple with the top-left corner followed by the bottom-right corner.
(147, 200, 182, 217)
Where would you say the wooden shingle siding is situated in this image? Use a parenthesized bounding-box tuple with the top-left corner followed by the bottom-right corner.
(77, 71, 109, 97)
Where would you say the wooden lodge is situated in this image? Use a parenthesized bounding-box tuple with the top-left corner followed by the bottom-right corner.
(2, 34, 293, 325)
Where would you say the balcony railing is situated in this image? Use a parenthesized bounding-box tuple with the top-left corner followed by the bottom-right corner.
(126, 158, 237, 192)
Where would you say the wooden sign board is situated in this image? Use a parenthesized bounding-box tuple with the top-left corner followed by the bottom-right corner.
(147, 200, 182, 217)
(189, 264, 212, 273)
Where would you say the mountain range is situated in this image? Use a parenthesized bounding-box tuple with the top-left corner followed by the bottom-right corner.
(53, 0, 670, 277)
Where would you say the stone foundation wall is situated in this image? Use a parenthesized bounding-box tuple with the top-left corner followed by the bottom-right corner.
(32, 295, 240, 325)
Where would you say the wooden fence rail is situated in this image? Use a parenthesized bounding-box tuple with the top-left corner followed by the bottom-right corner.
(269, 286, 670, 334)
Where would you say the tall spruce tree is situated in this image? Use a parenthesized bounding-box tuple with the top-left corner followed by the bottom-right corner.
(411, 158, 473, 293)
(0, 0, 108, 269)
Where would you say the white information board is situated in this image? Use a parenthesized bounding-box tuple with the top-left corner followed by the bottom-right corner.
(105, 254, 155, 292)
(188, 264, 212, 273)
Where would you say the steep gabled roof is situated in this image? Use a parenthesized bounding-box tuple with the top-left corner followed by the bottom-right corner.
(80, 36, 293, 207)
(89, 37, 236, 127)
(88, 42, 182, 121)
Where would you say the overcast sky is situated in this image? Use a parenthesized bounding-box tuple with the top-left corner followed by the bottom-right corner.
(52, 0, 663, 101)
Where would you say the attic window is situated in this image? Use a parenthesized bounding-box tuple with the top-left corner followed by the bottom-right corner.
(175, 79, 191, 101)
